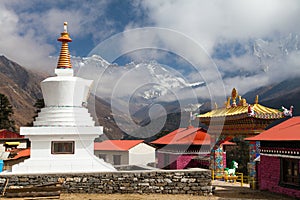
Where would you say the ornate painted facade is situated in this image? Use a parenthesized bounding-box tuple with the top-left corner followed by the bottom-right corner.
(198, 88, 284, 178)
(246, 117, 300, 198)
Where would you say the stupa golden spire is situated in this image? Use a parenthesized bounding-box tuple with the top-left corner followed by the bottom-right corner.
(57, 22, 72, 69)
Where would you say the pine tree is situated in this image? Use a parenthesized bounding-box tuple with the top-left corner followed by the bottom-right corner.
(26, 98, 45, 127)
(34, 98, 45, 112)
(0, 93, 16, 131)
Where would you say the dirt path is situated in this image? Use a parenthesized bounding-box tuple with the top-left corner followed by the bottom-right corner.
(212, 180, 294, 199)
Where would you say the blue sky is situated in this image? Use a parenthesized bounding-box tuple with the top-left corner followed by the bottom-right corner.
(1, 0, 300, 95)
(1, 1, 146, 57)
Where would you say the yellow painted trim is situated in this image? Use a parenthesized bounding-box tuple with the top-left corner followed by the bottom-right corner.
(5, 142, 20, 145)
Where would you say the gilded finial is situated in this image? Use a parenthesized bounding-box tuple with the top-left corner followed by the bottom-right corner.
(242, 98, 247, 106)
(231, 88, 237, 99)
(231, 88, 238, 107)
(255, 95, 259, 104)
(57, 22, 72, 69)
(64, 22, 68, 33)
(226, 97, 231, 108)
(238, 95, 242, 106)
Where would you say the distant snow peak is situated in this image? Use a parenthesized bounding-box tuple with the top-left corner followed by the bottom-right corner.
(112, 60, 204, 101)
(143, 85, 167, 100)
(188, 81, 205, 87)
(70, 56, 204, 104)
(279, 33, 299, 54)
(253, 39, 274, 59)
(70, 54, 112, 70)
(183, 103, 203, 112)
(83, 55, 111, 67)
(89, 54, 111, 64)
(253, 34, 300, 73)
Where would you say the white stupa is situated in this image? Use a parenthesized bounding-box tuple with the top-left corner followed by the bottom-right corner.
(11, 22, 116, 173)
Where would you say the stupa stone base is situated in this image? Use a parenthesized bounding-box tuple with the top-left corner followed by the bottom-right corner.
(9, 126, 116, 174)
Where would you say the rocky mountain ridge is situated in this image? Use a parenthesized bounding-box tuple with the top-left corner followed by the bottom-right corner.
(0, 54, 299, 140)
(0, 55, 43, 129)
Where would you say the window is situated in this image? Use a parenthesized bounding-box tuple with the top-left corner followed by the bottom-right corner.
(99, 154, 106, 161)
(113, 155, 121, 165)
(281, 158, 300, 187)
(51, 141, 74, 154)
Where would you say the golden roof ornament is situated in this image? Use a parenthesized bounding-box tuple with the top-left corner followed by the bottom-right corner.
(226, 97, 231, 108)
(241, 98, 247, 106)
(57, 22, 72, 69)
(231, 88, 238, 107)
(198, 88, 284, 120)
(255, 95, 259, 104)
(238, 95, 242, 106)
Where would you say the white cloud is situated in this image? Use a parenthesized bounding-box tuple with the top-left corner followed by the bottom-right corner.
(0, 0, 299, 99)
(214, 44, 300, 97)
(0, 2, 55, 71)
(0, 1, 109, 72)
(126, 0, 300, 95)
(140, 0, 300, 52)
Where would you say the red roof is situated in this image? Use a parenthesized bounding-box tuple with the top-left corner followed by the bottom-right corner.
(151, 126, 210, 145)
(0, 129, 24, 139)
(222, 140, 236, 145)
(94, 140, 144, 151)
(246, 117, 300, 141)
(14, 148, 30, 159)
(7, 148, 30, 160)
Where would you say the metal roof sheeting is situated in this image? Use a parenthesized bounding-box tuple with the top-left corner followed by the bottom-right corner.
(246, 117, 300, 141)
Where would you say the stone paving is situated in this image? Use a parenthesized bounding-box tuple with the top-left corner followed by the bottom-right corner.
(212, 180, 296, 199)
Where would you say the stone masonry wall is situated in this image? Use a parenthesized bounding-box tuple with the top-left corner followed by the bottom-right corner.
(0, 169, 212, 196)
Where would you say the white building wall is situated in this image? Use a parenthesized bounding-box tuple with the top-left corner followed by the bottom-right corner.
(0, 145, 5, 152)
(18, 142, 27, 149)
(94, 150, 129, 166)
(11, 130, 116, 173)
(128, 143, 156, 165)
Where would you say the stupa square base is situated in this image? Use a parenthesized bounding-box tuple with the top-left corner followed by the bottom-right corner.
(11, 156, 116, 174)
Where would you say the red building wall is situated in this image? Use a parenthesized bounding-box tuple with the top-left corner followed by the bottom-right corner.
(0, 130, 23, 138)
(157, 152, 196, 169)
(259, 155, 300, 198)
(176, 155, 194, 169)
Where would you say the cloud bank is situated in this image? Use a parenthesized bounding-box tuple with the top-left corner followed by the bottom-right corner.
(0, 0, 299, 97)
(0, 0, 112, 71)
(133, 0, 300, 95)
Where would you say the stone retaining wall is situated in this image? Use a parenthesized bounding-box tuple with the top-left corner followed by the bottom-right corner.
(0, 168, 212, 195)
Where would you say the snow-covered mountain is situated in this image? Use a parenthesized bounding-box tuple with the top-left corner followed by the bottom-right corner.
(252, 33, 300, 72)
(2, 32, 300, 140)
(123, 61, 204, 100)
(72, 56, 205, 115)
(65, 33, 300, 136)
(69, 34, 300, 118)
(69, 55, 207, 136)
